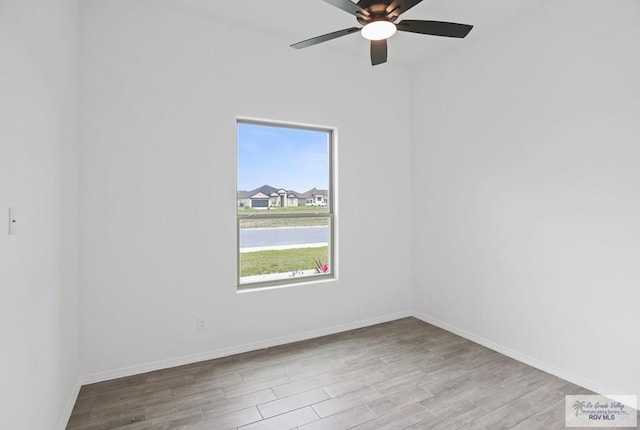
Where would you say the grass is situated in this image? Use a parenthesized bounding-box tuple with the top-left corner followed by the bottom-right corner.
(239, 206, 328, 214)
(238, 206, 330, 228)
(240, 217, 328, 228)
(240, 246, 329, 277)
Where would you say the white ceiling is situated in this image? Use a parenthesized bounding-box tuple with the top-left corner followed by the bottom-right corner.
(156, 0, 548, 68)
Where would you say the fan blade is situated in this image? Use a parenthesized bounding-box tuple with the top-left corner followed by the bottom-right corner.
(387, 0, 424, 16)
(370, 39, 387, 66)
(396, 20, 473, 38)
(291, 27, 361, 49)
(323, 0, 369, 17)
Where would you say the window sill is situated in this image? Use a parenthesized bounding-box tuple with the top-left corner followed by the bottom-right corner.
(237, 273, 336, 293)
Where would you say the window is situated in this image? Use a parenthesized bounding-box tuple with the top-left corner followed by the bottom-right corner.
(236, 119, 334, 289)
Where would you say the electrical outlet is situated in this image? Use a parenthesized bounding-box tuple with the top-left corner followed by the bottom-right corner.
(196, 317, 206, 330)
(8, 208, 16, 235)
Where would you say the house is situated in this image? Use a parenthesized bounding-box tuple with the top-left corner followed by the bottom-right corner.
(238, 185, 302, 208)
(3, 1, 639, 429)
(237, 185, 278, 208)
(300, 187, 329, 206)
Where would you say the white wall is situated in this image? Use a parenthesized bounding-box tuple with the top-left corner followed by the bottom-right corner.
(412, 0, 640, 399)
(2, 0, 636, 424)
(79, 0, 413, 377)
(0, 0, 80, 429)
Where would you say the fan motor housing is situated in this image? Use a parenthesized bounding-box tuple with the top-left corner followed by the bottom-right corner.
(357, 0, 392, 9)
(357, 2, 399, 26)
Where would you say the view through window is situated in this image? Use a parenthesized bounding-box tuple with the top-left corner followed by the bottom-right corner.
(237, 120, 334, 288)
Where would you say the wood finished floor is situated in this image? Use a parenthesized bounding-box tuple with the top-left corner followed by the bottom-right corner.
(66, 318, 634, 430)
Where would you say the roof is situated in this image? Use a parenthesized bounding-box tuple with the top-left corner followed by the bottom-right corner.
(237, 185, 304, 199)
(237, 185, 277, 199)
(300, 187, 328, 198)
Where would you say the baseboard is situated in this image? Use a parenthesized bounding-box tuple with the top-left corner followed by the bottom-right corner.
(80, 310, 413, 386)
(412, 312, 637, 409)
(58, 378, 81, 430)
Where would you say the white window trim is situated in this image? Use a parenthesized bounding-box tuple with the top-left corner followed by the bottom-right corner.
(236, 118, 336, 291)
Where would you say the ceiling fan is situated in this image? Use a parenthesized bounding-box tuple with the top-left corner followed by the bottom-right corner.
(291, 0, 473, 66)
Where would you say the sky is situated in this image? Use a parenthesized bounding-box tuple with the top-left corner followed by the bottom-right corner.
(237, 122, 329, 193)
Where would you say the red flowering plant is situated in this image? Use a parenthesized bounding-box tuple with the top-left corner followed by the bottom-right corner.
(314, 259, 329, 274)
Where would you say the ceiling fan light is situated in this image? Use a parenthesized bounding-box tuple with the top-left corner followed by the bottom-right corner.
(361, 21, 397, 41)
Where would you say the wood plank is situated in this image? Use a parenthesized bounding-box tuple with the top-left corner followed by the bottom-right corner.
(258, 388, 330, 418)
(238, 407, 319, 430)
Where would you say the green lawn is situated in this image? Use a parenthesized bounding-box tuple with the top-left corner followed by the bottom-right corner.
(239, 206, 328, 214)
(240, 217, 328, 228)
(240, 246, 329, 277)
(238, 206, 329, 228)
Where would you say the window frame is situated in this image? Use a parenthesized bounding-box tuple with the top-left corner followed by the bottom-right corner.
(236, 118, 336, 291)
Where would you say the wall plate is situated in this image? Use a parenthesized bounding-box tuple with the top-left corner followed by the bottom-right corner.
(9, 208, 16, 235)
